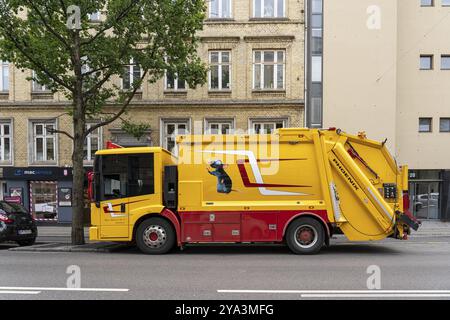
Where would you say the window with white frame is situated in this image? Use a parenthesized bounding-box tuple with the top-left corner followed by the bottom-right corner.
(84, 123, 101, 163)
(31, 121, 56, 163)
(250, 119, 286, 134)
(205, 119, 234, 134)
(0, 61, 9, 92)
(0, 120, 12, 163)
(32, 71, 50, 92)
(209, 0, 232, 18)
(253, 50, 285, 90)
(253, 0, 285, 18)
(165, 71, 186, 91)
(122, 59, 142, 90)
(209, 51, 231, 91)
(162, 120, 189, 154)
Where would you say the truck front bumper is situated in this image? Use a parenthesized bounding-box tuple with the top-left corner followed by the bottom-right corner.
(89, 226, 99, 241)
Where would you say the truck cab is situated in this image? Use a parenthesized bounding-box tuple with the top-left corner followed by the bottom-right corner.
(89, 147, 175, 242)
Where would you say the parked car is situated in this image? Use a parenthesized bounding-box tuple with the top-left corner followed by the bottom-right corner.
(0, 201, 37, 246)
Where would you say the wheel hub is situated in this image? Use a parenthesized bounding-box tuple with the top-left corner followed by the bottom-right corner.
(294, 225, 318, 249)
(143, 225, 167, 248)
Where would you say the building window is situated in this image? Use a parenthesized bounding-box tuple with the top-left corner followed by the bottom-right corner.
(440, 118, 450, 132)
(209, 0, 232, 18)
(32, 71, 51, 92)
(441, 55, 450, 70)
(420, 0, 434, 6)
(253, 50, 285, 90)
(209, 51, 231, 91)
(122, 59, 142, 90)
(31, 121, 56, 163)
(420, 55, 433, 70)
(88, 11, 101, 21)
(205, 119, 234, 134)
(250, 119, 286, 134)
(162, 120, 189, 155)
(443, 0, 450, 6)
(419, 118, 432, 133)
(253, 0, 285, 18)
(0, 120, 12, 163)
(165, 71, 186, 91)
(84, 123, 101, 163)
(0, 61, 9, 92)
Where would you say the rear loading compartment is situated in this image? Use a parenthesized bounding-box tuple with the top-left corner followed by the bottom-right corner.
(324, 132, 418, 241)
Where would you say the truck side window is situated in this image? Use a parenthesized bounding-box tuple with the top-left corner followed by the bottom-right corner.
(128, 154, 154, 197)
(101, 155, 128, 200)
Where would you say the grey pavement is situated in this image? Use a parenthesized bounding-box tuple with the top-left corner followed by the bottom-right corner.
(0, 223, 449, 300)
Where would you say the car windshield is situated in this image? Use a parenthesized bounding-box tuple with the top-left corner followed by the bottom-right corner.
(0, 202, 28, 214)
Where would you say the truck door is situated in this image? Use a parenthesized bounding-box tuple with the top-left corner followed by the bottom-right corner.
(98, 154, 129, 238)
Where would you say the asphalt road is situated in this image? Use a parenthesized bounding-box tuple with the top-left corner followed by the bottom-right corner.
(0, 236, 450, 300)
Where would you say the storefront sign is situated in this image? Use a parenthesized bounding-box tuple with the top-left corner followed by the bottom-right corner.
(58, 188, 73, 207)
(3, 167, 73, 180)
(9, 188, 23, 204)
(4, 196, 22, 204)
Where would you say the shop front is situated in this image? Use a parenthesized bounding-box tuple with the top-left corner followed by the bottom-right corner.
(409, 170, 450, 221)
(1, 167, 74, 223)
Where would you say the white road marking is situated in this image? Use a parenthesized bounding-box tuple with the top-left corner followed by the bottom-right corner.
(217, 290, 450, 298)
(302, 294, 450, 298)
(0, 287, 129, 292)
(0, 291, 41, 295)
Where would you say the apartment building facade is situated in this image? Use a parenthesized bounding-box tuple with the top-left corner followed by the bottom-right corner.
(0, 0, 305, 223)
(305, 0, 450, 220)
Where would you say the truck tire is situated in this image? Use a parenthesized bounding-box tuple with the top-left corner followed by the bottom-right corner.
(286, 217, 325, 255)
(136, 217, 176, 254)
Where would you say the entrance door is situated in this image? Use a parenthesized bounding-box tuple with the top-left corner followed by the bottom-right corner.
(99, 156, 129, 238)
(410, 182, 440, 220)
(0, 181, 5, 200)
(30, 181, 58, 221)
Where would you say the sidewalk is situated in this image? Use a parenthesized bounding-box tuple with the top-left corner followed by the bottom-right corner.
(36, 225, 90, 239)
(9, 226, 129, 253)
(411, 220, 450, 237)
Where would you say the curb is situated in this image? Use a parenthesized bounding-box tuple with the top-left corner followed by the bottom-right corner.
(8, 242, 130, 253)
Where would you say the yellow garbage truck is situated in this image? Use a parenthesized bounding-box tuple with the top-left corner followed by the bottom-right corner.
(89, 128, 420, 254)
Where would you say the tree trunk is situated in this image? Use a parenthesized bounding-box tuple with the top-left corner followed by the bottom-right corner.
(71, 117, 86, 245)
(71, 30, 85, 245)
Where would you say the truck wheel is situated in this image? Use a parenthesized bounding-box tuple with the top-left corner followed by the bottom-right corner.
(136, 217, 176, 254)
(286, 217, 325, 255)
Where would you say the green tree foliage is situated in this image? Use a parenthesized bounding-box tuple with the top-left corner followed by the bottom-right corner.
(0, 0, 207, 244)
